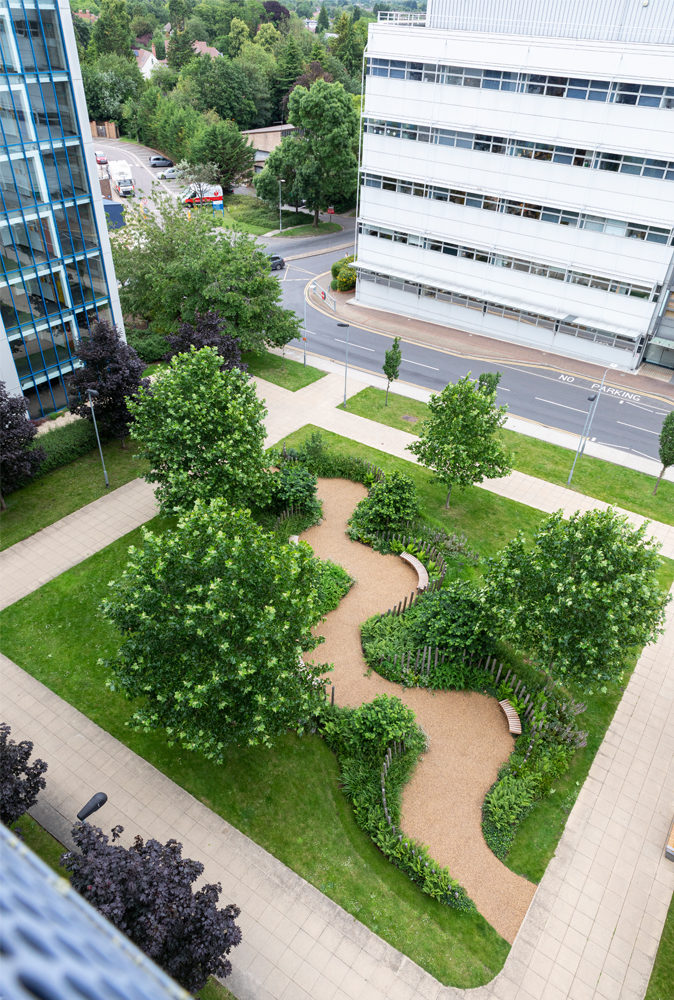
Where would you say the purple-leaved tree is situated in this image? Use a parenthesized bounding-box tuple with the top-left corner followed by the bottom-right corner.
(67, 320, 148, 446)
(0, 722, 48, 827)
(164, 310, 246, 371)
(0, 381, 45, 508)
(62, 823, 242, 993)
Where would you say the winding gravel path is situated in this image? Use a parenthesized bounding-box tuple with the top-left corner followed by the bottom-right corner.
(301, 478, 536, 944)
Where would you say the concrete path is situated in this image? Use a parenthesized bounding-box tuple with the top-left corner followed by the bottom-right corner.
(1, 371, 673, 999)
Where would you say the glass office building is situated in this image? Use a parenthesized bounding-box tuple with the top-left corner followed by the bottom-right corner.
(0, 0, 123, 417)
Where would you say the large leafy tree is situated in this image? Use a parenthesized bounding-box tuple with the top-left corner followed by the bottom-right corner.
(180, 52, 258, 126)
(67, 320, 148, 446)
(0, 723, 48, 827)
(164, 309, 245, 371)
(317, 4, 329, 31)
(271, 35, 305, 116)
(189, 119, 255, 192)
(0, 382, 44, 508)
(486, 508, 670, 686)
(90, 0, 132, 57)
(654, 410, 674, 495)
(408, 372, 511, 506)
(111, 196, 300, 348)
(256, 79, 358, 225)
(82, 52, 143, 122)
(101, 500, 329, 755)
(227, 15, 249, 56)
(63, 823, 241, 993)
(128, 347, 267, 511)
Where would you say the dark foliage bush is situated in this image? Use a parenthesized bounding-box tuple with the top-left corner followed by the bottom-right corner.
(164, 311, 245, 372)
(0, 382, 45, 503)
(0, 722, 48, 828)
(63, 823, 241, 993)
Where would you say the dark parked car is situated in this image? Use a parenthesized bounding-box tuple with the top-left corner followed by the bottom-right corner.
(149, 155, 173, 168)
(267, 254, 285, 271)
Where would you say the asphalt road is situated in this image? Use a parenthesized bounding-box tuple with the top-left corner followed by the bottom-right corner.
(94, 137, 672, 462)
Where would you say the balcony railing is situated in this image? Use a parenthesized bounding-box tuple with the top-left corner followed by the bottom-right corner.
(376, 11, 426, 26)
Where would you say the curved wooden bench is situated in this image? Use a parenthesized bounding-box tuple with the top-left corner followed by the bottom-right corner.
(400, 552, 429, 592)
(666, 819, 674, 862)
(499, 699, 522, 736)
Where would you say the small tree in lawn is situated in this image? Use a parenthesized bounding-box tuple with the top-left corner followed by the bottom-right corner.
(485, 508, 670, 687)
(101, 500, 329, 756)
(0, 722, 48, 828)
(128, 346, 267, 512)
(408, 372, 511, 507)
(68, 320, 148, 447)
(164, 310, 246, 371)
(0, 382, 45, 509)
(654, 410, 674, 495)
(189, 119, 255, 194)
(382, 336, 401, 405)
(62, 822, 241, 993)
(175, 159, 220, 202)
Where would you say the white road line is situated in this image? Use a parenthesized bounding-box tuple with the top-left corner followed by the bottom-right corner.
(535, 397, 587, 414)
(403, 358, 440, 371)
(623, 400, 667, 415)
(617, 420, 659, 435)
(633, 448, 658, 460)
(335, 338, 375, 352)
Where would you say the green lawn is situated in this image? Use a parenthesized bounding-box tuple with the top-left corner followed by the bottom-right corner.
(646, 893, 674, 1000)
(0, 440, 148, 551)
(273, 221, 342, 238)
(342, 386, 674, 526)
(213, 195, 314, 235)
(243, 350, 326, 391)
(0, 517, 509, 987)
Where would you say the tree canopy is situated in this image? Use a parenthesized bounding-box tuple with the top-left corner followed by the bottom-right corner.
(0, 381, 44, 508)
(408, 372, 511, 506)
(164, 309, 245, 370)
(63, 822, 241, 993)
(90, 0, 132, 57)
(189, 118, 255, 191)
(382, 336, 401, 405)
(128, 347, 267, 512)
(0, 722, 48, 828)
(485, 508, 670, 686)
(101, 499, 330, 755)
(111, 195, 300, 348)
(654, 410, 674, 495)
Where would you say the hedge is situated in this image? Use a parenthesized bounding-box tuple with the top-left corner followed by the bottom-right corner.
(30, 419, 98, 478)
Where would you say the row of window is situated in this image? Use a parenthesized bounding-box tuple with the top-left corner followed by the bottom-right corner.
(360, 173, 673, 245)
(363, 118, 674, 181)
(366, 58, 674, 109)
(358, 223, 657, 299)
(358, 269, 639, 354)
(0, 4, 66, 76)
(1, 79, 78, 146)
(1, 145, 93, 212)
(1, 254, 108, 332)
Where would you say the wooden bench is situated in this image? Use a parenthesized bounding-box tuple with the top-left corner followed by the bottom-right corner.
(499, 699, 522, 736)
(400, 552, 429, 592)
(666, 819, 674, 862)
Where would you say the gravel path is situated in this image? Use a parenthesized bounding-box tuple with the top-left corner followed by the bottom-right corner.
(301, 478, 536, 944)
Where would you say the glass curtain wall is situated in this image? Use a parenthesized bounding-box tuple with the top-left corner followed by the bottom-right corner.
(0, 0, 113, 416)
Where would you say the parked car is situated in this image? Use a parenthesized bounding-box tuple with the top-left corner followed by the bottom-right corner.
(149, 155, 173, 168)
(267, 254, 285, 271)
(158, 166, 178, 179)
(95, 150, 107, 164)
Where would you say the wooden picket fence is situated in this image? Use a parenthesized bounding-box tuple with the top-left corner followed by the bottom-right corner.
(274, 504, 300, 530)
(372, 528, 448, 588)
(380, 740, 406, 831)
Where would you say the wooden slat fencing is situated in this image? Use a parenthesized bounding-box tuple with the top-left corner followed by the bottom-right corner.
(380, 740, 406, 832)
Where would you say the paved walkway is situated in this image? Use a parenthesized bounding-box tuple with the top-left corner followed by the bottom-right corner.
(1, 373, 673, 999)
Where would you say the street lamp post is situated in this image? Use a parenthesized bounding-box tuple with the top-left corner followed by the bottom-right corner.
(303, 294, 307, 367)
(87, 388, 109, 488)
(566, 364, 617, 486)
(278, 178, 285, 232)
(77, 792, 108, 822)
(337, 322, 350, 408)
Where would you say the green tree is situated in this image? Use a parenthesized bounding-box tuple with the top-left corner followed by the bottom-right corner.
(317, 4, 329, 30)
(128, 347, 267, 511)
(408, 372, 511, 507)
(272, 35, 305, 117)
(175, 158, 220, 200)
(227, 15, 250, 55)
(112, 196, 300, 348)
(485, 508, 670, 685)
(189, 119, 255, 191)
(91, 0, 132, 57)
(82, 52, 143, 122)
(101, 499, 329, 757)
(256, 78, 358, 225)
(254, 20, 281, 50)
(179, 57, 257, 127)
(382, 336, 401, 405)
(332, 13, 359, 76)
(654, 410, 674, 495)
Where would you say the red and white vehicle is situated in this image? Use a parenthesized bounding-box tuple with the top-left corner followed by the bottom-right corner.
(181, 184, 223, 206)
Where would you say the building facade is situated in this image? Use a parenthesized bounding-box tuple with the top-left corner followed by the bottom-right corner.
(355, 0, 674, 370)
(0, 0, 123, 417)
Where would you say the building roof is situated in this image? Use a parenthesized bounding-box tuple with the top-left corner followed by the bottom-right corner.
(74, 9, 98, 22)
(192, 39, 222, 58)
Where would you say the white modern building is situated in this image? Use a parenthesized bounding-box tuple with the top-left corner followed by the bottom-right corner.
(355, 0, 674, 371)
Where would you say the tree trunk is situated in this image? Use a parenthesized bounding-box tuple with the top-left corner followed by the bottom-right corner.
(313, 207, 319, 228)
(385, 382, 390, 406)
(653, 465, 667, 494)
(0, 492, 6, 511)
(444, 485, 452, 508)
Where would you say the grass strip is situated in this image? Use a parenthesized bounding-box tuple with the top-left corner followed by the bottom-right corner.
(242, 350, 326, 390)
(273, 222, 342, 238)
(0, 519, 509, 987)
(0, 440, 147, 552)
(213, 195, 314, 236)
(341, 386, 674, 526)
(645, 893, 674, 1000)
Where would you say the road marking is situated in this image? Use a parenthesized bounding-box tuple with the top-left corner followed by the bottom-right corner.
(617, 420, 659, 436)
(535, 397, 587, 414)
(335, 338, 375, 352)
(402, 358, 440, 371)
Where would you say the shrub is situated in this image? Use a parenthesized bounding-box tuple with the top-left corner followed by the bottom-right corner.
(336, 265, 356, 292)
(126, 328, 169, 363)
(323, 694, 418, 762)
(406, 582, 495, 658)
(314, 559, 353, 617)
(0, 722, 48, 828)
(331, 254, 354, 279)
(330, 278, 339, 291)
(350, 471, 420, 535)
(269, 464, 320, 519)
(30, 419, 98, 477)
